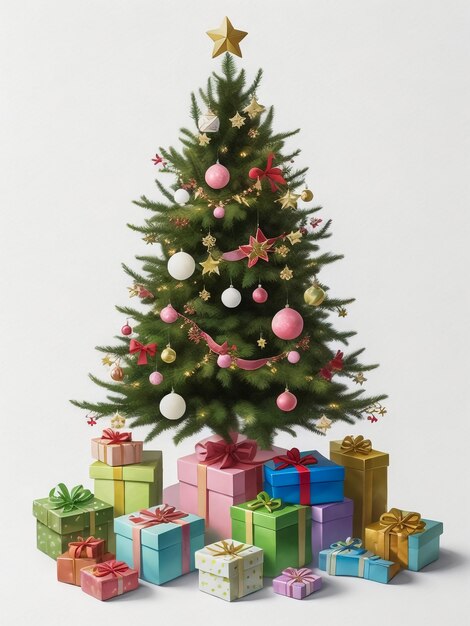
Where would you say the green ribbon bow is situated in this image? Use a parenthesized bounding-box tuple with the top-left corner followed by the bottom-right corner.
(247, 491, 282, 513)
(48, 483, 94, 512)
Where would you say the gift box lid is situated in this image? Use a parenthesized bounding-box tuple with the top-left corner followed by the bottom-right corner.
(33, 496, 113, 532)
(264, 450, 344, 487)
(329, 440, 389, 470)
(311, 498, 354, 523)
(89, 450, 162, 483)
(114, 505, 204, 551)
(195, 539, 263, 578)
(407, 519, 443, 549)
(230, 500, 310, 531)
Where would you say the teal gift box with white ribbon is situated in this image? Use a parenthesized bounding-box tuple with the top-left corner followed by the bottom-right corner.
(318, 538, 401, 583)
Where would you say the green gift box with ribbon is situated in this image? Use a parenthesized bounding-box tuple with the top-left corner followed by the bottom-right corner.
(230, 491, 312, 577)
(33, 484, 115, 560)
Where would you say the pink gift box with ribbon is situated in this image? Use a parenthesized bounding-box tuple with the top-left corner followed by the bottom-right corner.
(91, 429, 143, 467)
(80, 560, 139, 601)
(273, 567, 322, 600)
(177, 433, 285, 539)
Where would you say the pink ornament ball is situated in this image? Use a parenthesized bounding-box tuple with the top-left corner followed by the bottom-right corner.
(271, 306, 304, 340)
(121, 324, 132, 336)
(276, 390, 298, 412)
(217, 354, 232, 368)
(205, 163, 230, 189)
(287, 350, 301, 364)
(213, 205, 225, 219)
(160, 305, 178, 324)
(252, 285, 268, 304)
(149, 371, 163, 385)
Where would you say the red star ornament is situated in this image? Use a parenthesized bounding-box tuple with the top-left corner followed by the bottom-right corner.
(239, 228, 278, 268)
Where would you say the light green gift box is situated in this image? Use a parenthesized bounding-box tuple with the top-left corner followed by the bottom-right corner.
(89, 450, 162, 517)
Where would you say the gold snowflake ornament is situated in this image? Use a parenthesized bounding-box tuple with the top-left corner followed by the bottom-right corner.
(353, 372, 367, 385)
(202, 233, 216, 249)
(110, 413, 126, 429)
(280, 265, 293, 280)
(199, 288, 211, 301)
(275, 244, 289, 257)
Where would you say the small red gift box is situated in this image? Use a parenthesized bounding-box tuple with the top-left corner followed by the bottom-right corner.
(57, 551, 114, 586)
(68, 536, 105, 560)
(80, 560, 139, 600)
(91, 428, 143, 467)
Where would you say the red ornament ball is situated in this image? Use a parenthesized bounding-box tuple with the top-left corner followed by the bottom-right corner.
(271, 306, 304, 340)
(149, 371, 163, 385)
(160, 304, 178, 324)
(121, 324, 132, 336)
(205, 163, 230, 189)
(217, 354, 232, 368)
(287, 350, 301, 364)
(276, 390, 298, 412)
(213, 205, 225, 219)
(252, 285, 268, 303)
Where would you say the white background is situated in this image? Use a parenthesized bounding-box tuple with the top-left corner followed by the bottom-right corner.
(1, 0, 469, 623)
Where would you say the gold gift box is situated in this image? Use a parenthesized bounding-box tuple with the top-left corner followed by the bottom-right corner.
(330, 436, 389, 539)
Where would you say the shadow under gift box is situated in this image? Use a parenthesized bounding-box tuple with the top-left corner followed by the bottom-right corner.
(33, 497, 115, 560)
(263, 450, 344, 505)
(319, 541, 400, 583)
(311, 498, 354, 565)
(230, 500, 312, 577)
(177, 435, 285, 539)
(114, 505, 205, 585)
(90, 450, 162, 518)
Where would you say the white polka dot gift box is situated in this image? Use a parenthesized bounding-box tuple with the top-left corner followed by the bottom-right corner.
(195, 539, 263, 601)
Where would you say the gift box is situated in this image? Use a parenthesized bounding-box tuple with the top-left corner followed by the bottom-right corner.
(273, 567, 322, 600)
(114, 504, 204, 584)
(195, 539, 263, 601)
(57, 549, 114, 586)
(67, 535, 105, 560)
(230, 492, 312, 577)
(264, 448, 344, 506)
(90, 450, 162, 517)
(319, 538, 400, 583)
(330, 436, 388, 539)
(364, 508, 443, 571)
(81, 560, 139, 600)
(178, 433, 285, 538)
(91, 428, 143, 467)
(33, 484, 115, 560)
(311, 498, 353, 565)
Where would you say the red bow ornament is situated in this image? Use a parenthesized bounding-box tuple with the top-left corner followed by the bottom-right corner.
(129, 339, 157, 365)
(100, 428, 132, 445)
(249, 153, 287, 192)
(330, 350, 344, 371)
(196, 434, 258, 469)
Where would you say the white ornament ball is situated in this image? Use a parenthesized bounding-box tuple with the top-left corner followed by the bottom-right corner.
(221, 286, 242, 308)
(159, 392, 186, 420)
(167, 251, 195, 280)
(173, 188, 190, 205)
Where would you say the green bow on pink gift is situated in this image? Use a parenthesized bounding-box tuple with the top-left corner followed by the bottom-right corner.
(48, 483, 94, 512)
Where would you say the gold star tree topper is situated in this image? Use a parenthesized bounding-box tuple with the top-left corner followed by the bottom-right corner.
(207, 17, 248, 58)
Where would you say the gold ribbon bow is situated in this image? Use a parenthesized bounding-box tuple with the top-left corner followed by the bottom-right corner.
(207, 540, 247, 559)
(379, 508, 425, 536)
(374, 508, 425, 568)
(247, 491, 282, 513)
(340, 435, 372, 455)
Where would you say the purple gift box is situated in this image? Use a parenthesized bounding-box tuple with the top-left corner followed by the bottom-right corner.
(311, 498, 353, 565)
(273, 567, 322, 600)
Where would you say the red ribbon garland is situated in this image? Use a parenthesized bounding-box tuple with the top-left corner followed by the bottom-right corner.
(100, 428, 132, 445)
(196, 435, 258, 469)
(68, 535, 103, 559)
(273, 448, 318, 505)
(129, 339, 157, 365)
(93, 560, 129, 578)
(248, 153, 287, 192)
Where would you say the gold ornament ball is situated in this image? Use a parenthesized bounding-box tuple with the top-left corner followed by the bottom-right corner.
(110, 366, 124, 381)
(301, 189, 314, 202)
(161, 347, 177, 363)
(304, 284, 326, 306)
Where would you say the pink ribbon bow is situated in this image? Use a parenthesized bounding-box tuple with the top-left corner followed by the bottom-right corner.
(100, 428, 132, 445)
(282, 567, 317, 583)
(248, 153, 287, 192)
(196, 434, 258, 469)
(129, 339, 157, 365)
(93, 560, 129, 578)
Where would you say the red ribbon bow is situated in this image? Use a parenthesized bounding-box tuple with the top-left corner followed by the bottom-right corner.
(130, 504, 188, 527)
(273, 447, 318, 470)
(248, 153, 287, 192)
(319, 350, 344, 381)
(68, 536, 102, 558)
(129, 339, 157, 365)
(101, 428, 132, 445)
(196, 435, 258, 469)
(93, 560, 129, 578)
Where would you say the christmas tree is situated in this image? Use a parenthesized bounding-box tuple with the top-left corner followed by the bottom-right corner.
(73, 19, 386, 448)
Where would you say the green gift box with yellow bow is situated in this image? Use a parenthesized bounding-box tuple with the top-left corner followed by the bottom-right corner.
(33, 483, 115, 560)
(230, 492, 312, 577)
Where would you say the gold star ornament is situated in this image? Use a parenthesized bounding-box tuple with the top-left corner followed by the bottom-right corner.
(280, 265, 293, 280)
(337, 306, 348, 317)
(199, 288, 211, 301)
(257, 336, 267, 349)
(353, 372, 367, 385)
(229, 112, 246, 128)
(198, 133, 211, 146)
(207, 17, 248, 58)
(315, 415, 333, 432)
(287, 230, 303, 245)
(200, 254, 221, 276)
(101, 355, 114, 367)
(276, 189, 300, 210)
(243, 96, 266, 119)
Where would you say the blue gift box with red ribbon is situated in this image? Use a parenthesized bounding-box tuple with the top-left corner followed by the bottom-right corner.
(263, 449, 344, 506)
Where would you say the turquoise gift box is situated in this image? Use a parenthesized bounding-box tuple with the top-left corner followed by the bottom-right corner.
(114, 504, 205, 585)
(264, 448, 344, 506)
(319, 538, 401, 583)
